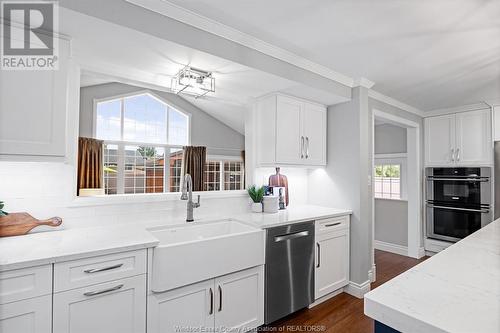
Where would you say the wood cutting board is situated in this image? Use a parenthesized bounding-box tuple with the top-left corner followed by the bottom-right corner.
(0, 213, 62, 237)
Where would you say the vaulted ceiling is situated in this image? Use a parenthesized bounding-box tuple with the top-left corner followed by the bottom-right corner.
(164, 0, 500, 111)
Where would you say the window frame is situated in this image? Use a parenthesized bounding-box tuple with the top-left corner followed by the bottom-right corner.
(93, 90, 193, 196)
(92, 90, 192, 146)
(374, 154, 407, 201)
(205, 155, 245, 192)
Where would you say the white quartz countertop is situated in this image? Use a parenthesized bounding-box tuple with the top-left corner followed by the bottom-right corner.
(364, 218, 500, 333)
(0, 225, 159, 271)
(0, 205, 351, 272)
(234, 205, 352, 228)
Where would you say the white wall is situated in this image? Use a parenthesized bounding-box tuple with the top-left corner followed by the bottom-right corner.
(308, 86, 372, 286)
(374, 199, 408, 246)
(374, 123, 407, 154)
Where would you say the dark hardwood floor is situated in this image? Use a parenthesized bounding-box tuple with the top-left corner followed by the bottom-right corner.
(264, 250, 428, 333)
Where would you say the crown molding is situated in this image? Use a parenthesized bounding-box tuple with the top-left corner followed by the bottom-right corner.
(368, 90, 424, 117)
(125, 0, 355, 88)
(425, 102, 491, 117)
(353, 77, 375, 89)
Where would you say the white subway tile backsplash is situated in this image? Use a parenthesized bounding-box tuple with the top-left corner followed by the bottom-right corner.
(0, 162, 250, 231)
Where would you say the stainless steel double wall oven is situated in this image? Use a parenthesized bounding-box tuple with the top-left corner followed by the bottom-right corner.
(426, 167, 493, 243)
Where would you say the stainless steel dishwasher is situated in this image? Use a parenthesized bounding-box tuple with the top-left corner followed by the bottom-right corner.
(264, 221, 315, 324)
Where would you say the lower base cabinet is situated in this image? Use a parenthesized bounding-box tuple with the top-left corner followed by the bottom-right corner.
(148, 265, 264, 333)
(53, 275, 146, 333)
(0, 295, 52, 333)
(315, 216, 350, 300)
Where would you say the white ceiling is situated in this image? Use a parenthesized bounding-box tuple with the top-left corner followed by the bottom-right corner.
(63, 8, 348, 134)
(163, 0, 500, 111)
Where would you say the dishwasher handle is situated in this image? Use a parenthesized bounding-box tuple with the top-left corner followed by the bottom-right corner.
(274, 230, 309, 242)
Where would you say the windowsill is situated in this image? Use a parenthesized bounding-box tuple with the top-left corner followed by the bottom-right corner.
(374, 197, 408, 202)
(69, 190, 248, 207)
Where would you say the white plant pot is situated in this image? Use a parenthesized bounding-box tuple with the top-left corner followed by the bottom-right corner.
(251, 202, 262, 213)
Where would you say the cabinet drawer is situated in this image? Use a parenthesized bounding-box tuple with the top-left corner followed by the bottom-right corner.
(316, 215, 349, 234)
(0, 265, 52, 304)
(53, 275, 146, 333)
(0, 295, 52, 333)
(54, 249, 146, 292)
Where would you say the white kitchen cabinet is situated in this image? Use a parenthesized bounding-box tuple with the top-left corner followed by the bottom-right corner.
(0, 295, 52, 333)
(303, 103, 327, 165)
(214, 266, 264, 331)
(455, 109, 492, 165)
(493, 106, 500, 141)
(0, 37, 71, 158)
(275, 95, 303, 164)
(148, 266, 264, 333)
(424, 114, 455, 166)
(53, 275, 146, 333)
(315, 216, 350, 300)
(424, 109, 492, 166)
(147, 278, 214, 333)
(254, 93, 327, 166)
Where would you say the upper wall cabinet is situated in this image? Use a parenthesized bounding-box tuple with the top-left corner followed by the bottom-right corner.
(255, 94, 326, 166)
(0, 37, 71, 158)
(424, 109, 492, 167)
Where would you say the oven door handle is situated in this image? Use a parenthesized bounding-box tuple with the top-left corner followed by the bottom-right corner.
(426, 177, 489, 182)
(427, 204, 490, 214)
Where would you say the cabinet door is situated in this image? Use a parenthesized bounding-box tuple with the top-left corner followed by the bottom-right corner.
(0, 295, 51, 333)
(315, 229, 349, 299)
(455, 109, 492, 166)
(0, 38, 70, 157)
(276, 95, 303, 164)
(214, 266, 264, 332)
(147, 279, 215, 333)
(302, 104, 327, 165)
(53, 275, 146, 333)
(424, 114, 456, 166)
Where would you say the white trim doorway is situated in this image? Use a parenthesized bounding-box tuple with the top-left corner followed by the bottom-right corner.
(372, 110, 423, 261)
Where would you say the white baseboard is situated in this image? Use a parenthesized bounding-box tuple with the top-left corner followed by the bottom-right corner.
(344, 280, 371, 299)
(369, 264, 377, 282)
(374, 240, 408, 256)
(418, 247, 426, 259)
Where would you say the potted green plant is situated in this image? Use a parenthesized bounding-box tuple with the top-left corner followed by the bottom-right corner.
(0, 201, 8, 217)
(247, 185, 265, 213)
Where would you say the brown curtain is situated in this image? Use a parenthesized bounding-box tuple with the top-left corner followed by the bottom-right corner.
(77, 137, 103, 195)
(241, 150, 246, 188)
(183, 146, 207, 191)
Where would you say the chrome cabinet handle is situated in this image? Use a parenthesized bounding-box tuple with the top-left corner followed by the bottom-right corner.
(325, 222, 341, 227)
(84, 263, 123, 274)
(456, 148, 460, 161)
(301, 136, 305, 158)
(451, 148, 455, 162)
(274, 230, 309, 242)
(316, 243, 320, 268)
(218, 285, 223, 312)
(306, 137, 309, 159)
(427, 204, 489, 214)
(83, 284, 124, 297)
(209, 288, 214, 315)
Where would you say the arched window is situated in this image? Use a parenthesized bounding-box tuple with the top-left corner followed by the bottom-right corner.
(95, 92, 189, 145)
(94, 92, 190, 195)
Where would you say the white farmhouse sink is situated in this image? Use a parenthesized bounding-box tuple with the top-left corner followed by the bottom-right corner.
(148, 219, 265, 292)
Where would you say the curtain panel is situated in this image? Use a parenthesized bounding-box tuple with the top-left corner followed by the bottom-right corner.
(77, 137, 104, 195)
(182, 146, 207, 191)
